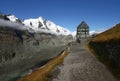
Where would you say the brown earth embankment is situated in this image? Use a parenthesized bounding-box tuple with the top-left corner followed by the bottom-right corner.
(19, 46, 70, 81)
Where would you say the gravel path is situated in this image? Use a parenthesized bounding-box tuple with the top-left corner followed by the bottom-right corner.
(48, 43, 118, 81)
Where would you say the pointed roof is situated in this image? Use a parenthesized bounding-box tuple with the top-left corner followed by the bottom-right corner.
(77, 21, 89, 28)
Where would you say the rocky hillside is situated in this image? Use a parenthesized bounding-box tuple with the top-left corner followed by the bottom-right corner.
(0, 13, 74, 64)
(0, 13, 74, 81)
(88, 23, 120, 79)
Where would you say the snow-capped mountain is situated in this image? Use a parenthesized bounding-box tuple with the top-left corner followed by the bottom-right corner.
(7, 14, 18, 22)
(57, 25, 71, 35)
(44, 20, 71, 35)
(23, 17, 71, 35)
(23, 17, 46, 30)
(5, 14, 71, 35)
(7, 14, 22, 24)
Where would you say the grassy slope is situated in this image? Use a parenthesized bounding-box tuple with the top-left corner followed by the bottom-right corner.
(19, 47, 70, 81)
(88, 23, 120, 80)
(92, 24, 120, 42)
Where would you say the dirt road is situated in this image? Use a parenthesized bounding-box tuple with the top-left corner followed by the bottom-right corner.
(48, 43, 118, 81)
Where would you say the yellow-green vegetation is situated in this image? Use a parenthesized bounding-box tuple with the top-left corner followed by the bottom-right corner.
(19, 47, 70, 81)
(88, 23, 120, 80)
(92, 24, 120, 42)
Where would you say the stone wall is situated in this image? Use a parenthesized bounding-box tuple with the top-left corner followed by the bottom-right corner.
(89, 41, 120, 68)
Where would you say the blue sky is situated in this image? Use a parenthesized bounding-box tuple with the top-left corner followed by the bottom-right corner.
(0, 0, 120, 32)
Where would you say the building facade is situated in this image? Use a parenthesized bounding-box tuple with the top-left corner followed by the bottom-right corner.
(76, 21, 89, 39)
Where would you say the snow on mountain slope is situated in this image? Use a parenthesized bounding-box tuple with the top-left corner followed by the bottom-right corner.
(45, 20, 58, 33)
(23, 17, 46, 30)
(23, 17, 71, 35)
(7, 14, 19, 22)
(5, 14, 71, 35)
(57, 25, 71, 35)
(45, 20, 71, 35)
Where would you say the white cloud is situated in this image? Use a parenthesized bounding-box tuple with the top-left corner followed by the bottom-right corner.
(0, 19, 28, 30)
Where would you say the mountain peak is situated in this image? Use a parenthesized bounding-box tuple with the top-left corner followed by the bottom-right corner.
(7, 14, 18, 22)
(0, 13, 71, 36)
(22, 16, 71, 35)
(38, 16, 43, 20)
